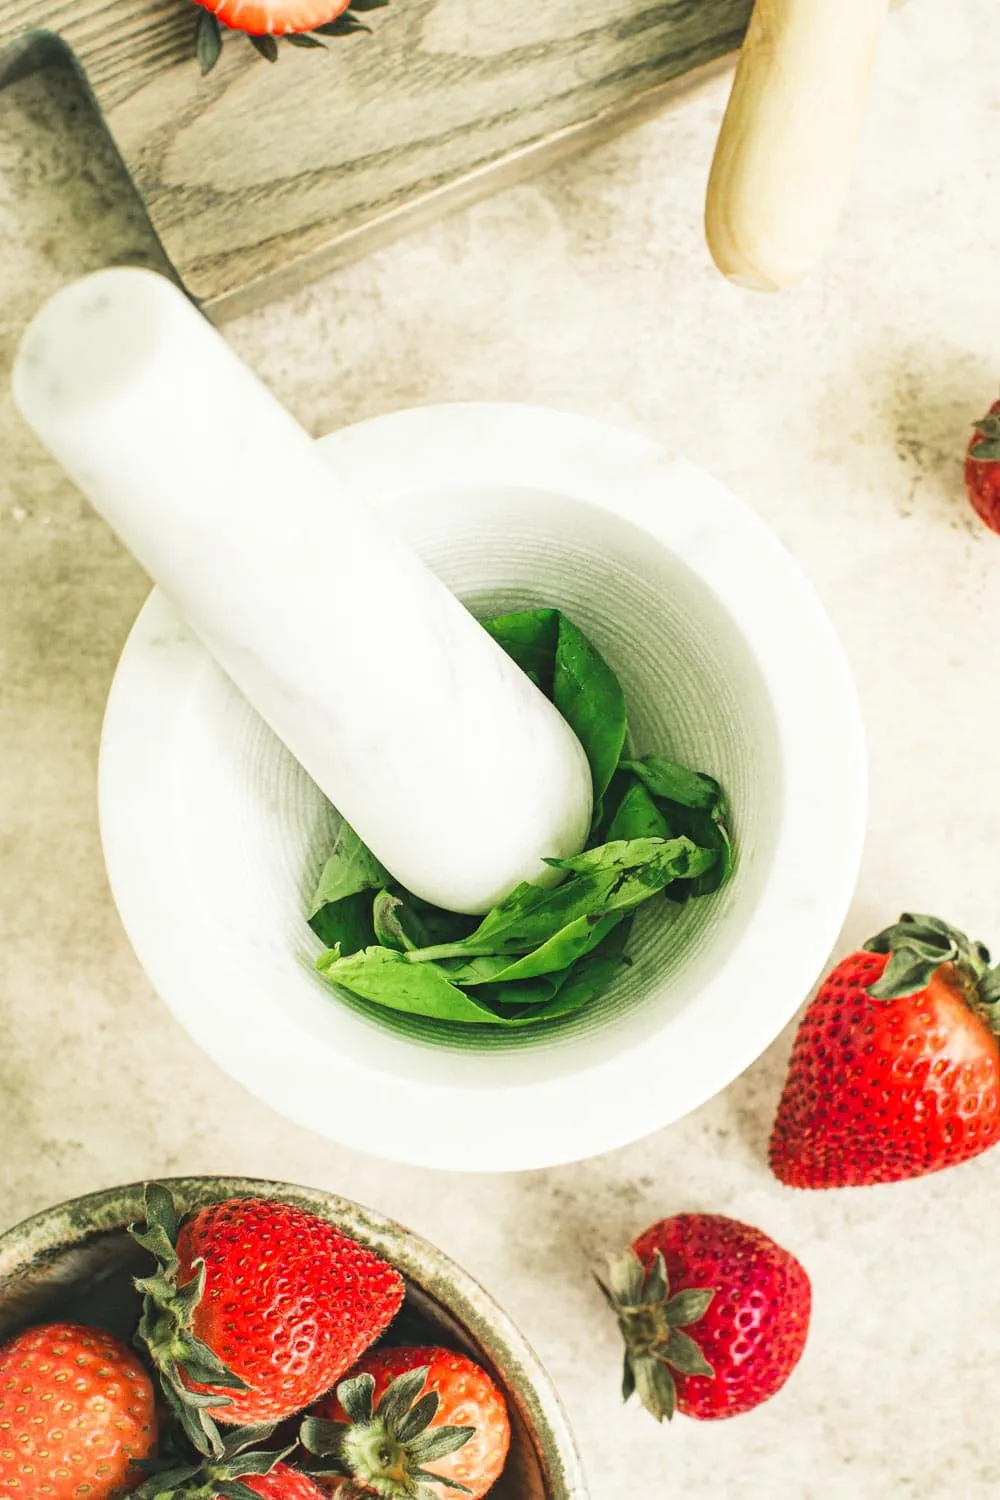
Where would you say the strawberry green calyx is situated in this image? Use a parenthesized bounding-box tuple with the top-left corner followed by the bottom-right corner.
(129, 1182, 248, 1458)
(300, 1367, 475, 1498)
(596, 1249, 715, 1423)
(193, 1, 387, 76)
(970, 409, 1000, 463)
(133, 1422, 291, 1499)
(863, 913, 1000, 1029)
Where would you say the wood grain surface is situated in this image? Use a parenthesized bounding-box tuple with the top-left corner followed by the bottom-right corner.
(2, 0, 753, 318)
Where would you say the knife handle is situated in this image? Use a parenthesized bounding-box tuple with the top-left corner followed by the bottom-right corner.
(705, 0, 890, 291)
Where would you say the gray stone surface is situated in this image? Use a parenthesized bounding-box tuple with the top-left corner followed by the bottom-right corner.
(2, 2, 999, 1494)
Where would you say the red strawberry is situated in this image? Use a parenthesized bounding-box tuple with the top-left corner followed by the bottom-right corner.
(132, 1427, 328, 1499)
(0, 1321, 157, 1497)
(966, 399, 1000, 533)
(130, 1185, 404, 1453)
(302, 1345, 510, 1499)
(770, 914, 1000, 1188)
(189, 0, 382, 76)
(196, 0, 348, 38)
(599, 1215, 811, 1421)
(225, 1466, 327, 1499)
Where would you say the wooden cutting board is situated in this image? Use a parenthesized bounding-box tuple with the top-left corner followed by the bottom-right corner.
(2, 0, 752, 319)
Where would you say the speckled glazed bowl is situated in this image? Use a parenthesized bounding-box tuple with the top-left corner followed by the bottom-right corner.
(0, 1176, 587, 1500)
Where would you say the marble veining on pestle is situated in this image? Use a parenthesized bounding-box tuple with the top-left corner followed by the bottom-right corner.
(13, 269, 592, 915)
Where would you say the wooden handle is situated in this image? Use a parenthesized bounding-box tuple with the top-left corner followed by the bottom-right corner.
(705, 0, 890, 291)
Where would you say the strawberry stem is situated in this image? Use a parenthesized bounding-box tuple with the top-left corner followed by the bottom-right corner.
(132, 1423, 292, 1499)
(596, 1250, 714, 1424)
(971, 411, 1000, 462)
(300, 1368, 475, 1499)
(129, 1183, 249, 1459)
(863, 913, 1000, 1032)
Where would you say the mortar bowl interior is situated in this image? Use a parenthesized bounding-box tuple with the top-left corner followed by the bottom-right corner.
(99, 403, 866, 1170)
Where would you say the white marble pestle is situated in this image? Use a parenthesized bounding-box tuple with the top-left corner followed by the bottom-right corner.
(13, 268, 592, 914)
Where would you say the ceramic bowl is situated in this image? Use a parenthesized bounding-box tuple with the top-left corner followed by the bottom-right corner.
(99, 402, 866, 1171)
(0, 1175, 585, 1499)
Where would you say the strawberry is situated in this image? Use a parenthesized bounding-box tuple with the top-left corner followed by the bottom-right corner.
(770, 914, 1000, 1188)
(130, 1185, 404, 1453)
(229, 1467, 328, 1499)
(0, 1321, 157, 1497)
(133, 1426, 327, 1499)
(966, 399, 1000, 533)
(302, 1345, 510, 1499)
(189, 0, 385, 76)
(200, 0, 348, 34)
(599, 1215, 811, 1421)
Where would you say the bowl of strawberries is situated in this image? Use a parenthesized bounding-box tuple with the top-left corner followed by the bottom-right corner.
(0, 1176, 585, 1500)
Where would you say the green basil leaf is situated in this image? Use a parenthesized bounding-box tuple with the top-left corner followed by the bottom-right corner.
(477, 976, 567, 1009)
(319, 947, 501, 1024)
(402, 895, 477, 948)
(547, 836, 698, 880)
(373, 889, 470, 952)
(553, 614, 627, 810)
(411, 838, 709, 963)
(372, 891, 414, 951)
(591, 765, 633, 842)
(442, 912, 623, 985)
(482, 608, 560, 693)
(620, 757, 732, 901)
(310, 891, 375, 955)
(436, 954, 524, 984)
(309, 821, 390, 954)
(692, 841, 730, 900)
(319, 944, 569, 1025)
(310, 821, 390, 913)
(484, 608, 626, 814)
(494, 918, 633, 1025)
(621, 756, 722, 811)
(657, 804, 731, 900)
(605, 781, 673, 843)
(686, 818, 731, 898)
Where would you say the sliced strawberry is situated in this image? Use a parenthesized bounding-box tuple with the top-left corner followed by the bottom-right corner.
(195, 0, 350, 36)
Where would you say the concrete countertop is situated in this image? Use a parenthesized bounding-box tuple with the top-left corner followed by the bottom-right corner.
(2, 0, 997, 1493)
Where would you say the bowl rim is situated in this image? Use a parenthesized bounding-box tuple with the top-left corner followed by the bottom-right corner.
(98, 401, 867, 1170)
(0, 1174, 588, 1500)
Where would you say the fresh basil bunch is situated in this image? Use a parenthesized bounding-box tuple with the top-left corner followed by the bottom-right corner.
(309, 610, 732, 1028)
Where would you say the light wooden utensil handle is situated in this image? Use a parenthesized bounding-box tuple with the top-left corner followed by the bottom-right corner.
(705, 0, 890, 291)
